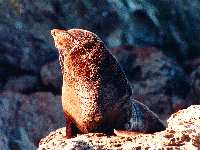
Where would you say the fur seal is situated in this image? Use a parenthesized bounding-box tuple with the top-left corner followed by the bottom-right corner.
(51, 28, 165, 138)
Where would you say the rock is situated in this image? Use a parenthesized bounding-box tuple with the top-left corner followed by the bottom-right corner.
(4, 75, 38, 93)
(0, 80, 5, 92)
(38, 105, 200, 150)
(40, 60, 62, 93)
(0, 0, 119, 73)
(0, 92, 23, 134)
(1, 0, 200, 75)
(9, 127, 37, 150)
(17, 92, 65, 144)
(0, 91, 65, 149)
(109, 0, 200, 59)
(0, 0, 59, 73)
(184, 57, 200, 73)
(111, 46, 190, 120)
(0, 131, 9, 150)
(190, 66, 200, 102)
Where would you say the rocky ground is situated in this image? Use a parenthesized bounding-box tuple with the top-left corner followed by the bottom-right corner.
(38, 105, 200, 150)
(1, 0, 200, 150)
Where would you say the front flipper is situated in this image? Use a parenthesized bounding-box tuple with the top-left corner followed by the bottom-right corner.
(124, 99, 166, 134)
(65, 115, 79, 138)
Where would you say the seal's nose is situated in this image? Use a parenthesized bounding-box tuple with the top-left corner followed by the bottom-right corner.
(51, 29, 63, 37)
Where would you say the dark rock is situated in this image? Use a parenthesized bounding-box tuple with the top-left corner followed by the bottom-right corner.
(4, 75, 38, 93)
(0, 92, 22, 134)
(0, 0, 200, 75)
(17, 92, 65, 145)
(190, 66, 200, 102)
(109, 0, 200, 59)
(111, 45, 191, 120)
(0, 91, 64, 148)
(184, 57, 200, 73)
(9, 127, 36, 150)
(0, 80, 5, 92)
(0, 0, 119, 73)
(40, 60, 62, 93)
(0, 0, 60, 73)
(0, 131, 9, 150)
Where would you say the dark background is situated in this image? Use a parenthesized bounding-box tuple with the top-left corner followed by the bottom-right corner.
(0, 0, 200, 149)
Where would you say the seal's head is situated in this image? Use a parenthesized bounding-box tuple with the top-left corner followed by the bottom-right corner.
(51, 29, 101, 55)
(51, 28, 106, 78)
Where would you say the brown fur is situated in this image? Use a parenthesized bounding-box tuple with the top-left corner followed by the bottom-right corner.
(51, 29, 165, 138)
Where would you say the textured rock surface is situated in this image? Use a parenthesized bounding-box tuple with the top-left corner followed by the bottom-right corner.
(38, 105, 200, 150)
(0, 131, 9, 150)
(0, 91, 64, 149)
(0, 92, 22, 134)
(1, 0, 200, 75)
(0, 0, 119, 73)
(109, 0, 200, 59)
(184, 57, 200, 73)
(190, 66, 200, 100)
(17, 92, 65, 144)
(40, 60, 62, 93)
(0, 0, 56, 73)
(4, 75, 38, 93)
(111, 46, 191, 120)
(9, 127, 37, 150)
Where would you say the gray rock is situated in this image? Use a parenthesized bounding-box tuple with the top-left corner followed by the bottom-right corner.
(184, 57, 200, 73)
(40, 60, 62, 93)
(111, 46, 191, 120)
(9, 128, 37, 150)
(0, 131, 10, 150)
(0, 0, 119, 73)
(0, 0, 200, 75)
(4, 75, 38, 93)
(17, 92, 65, 144)
(109, 0, 200, 59)
(0, 91, 64, 148)
(0, 92, 22, 134)
(190, 66, 200, 102)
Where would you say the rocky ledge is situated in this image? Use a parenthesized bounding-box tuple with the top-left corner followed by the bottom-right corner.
(38, 105, 200, 150)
